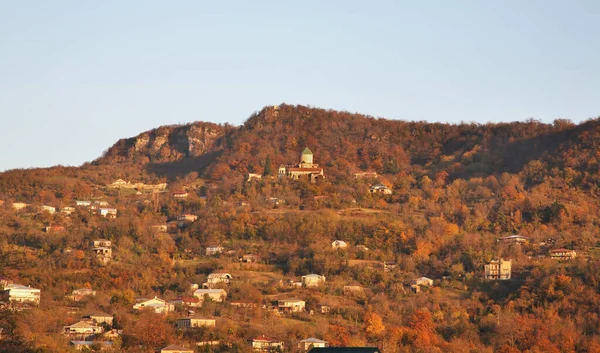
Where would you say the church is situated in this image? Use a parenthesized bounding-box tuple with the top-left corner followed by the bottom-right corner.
(278, 147, 325, 182)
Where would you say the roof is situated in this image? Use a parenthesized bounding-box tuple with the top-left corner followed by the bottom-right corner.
(279, 298, 305, 302)
(253, 335, 280, 342)
(65, 320, 98, 329)
(302, 147, 313, 155)
(550, 248, 574, 252)
(71, 341, 112, 346)
(303, 274, 323, 278)
(88, 313, 112, 318)
(287, 167, 323, 173)
(161, 344, 194, 351)
(301, 338, 328, 343)
(308, 348, 381, 353)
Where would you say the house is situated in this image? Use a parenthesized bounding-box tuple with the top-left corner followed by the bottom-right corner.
(45, 225, 65, 233)
(240, 254, 259, 263)
(63, 320, 104, 338)
(173, 191, 189, 199)
(161, 344, 195, 353)
(93, 239, 112, 248)
(383, 261, 397, 272)
(278, 147, 325, 182)
(252, 335, 284, 352)
(354, 172, 378, 179)
(320, 305, 330, 314)
(94, 200, 109, 207)
(177, 214, 198, 226)
(497, 235, 528, 244)
(412, 277, 434, 287)
(133, 297, 174, 314)
(175, 316, 216, 329)
(484, 259, 512, 280)
(203, 273, 232, 288)
(70, 341, 113, 351)
(12, 202, 28, 211)
(550, 248, 577, 261)
(247, 173, 262, 181)
(92, 247, 112, 264)
(356, 245, 369, 252)
(343, 286, 365, 296)
(278, 298, 305, 313)
(151, 224, 168, 232)
(369, 184, 392, 195)
(193, 289, 227, 302)
(87, 313, 113, 326)
(40, 205, 56, 214)
(205, 246, 224, 256)
(61, 206, 76, 214)
(2, 284, 40, 306)
(69, 288, 97, 301)
(177, 296, 201, 307)
(97, 208, 117, 218)
(331, 240, 348, 249)
(299, 338, 328, 351)
(75, 200, 92, 207)
(302, 274, 326, 287)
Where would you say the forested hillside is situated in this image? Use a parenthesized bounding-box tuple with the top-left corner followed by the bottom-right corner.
(1, 104, 600, 353)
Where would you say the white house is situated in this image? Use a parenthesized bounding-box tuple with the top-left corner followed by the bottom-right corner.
(205, 246, 224, 256)
(2, 284, 40, 306)
(75, 200, 92, 207)
(97, 208, 117, 218)
(252, 335, 284, 352)
(175, 316, 216, 330)
(40, 205, 56, 214)
(369, 184, 392, 194)
(411, 277, 434, 287)
(331, 240, 348, 249)
(278, 298, 305, 313)
(133, 297, 174, 314)
(93, 239, 112, 248)
(298, 338, 328, 351)
(69, 288, 97, 302)
(203, 273, 232, 288)
(193, 289, 227, 303)
(63, 320, 104, 337)
(301, 274, 326, 288)
(87, 313, 113, 326)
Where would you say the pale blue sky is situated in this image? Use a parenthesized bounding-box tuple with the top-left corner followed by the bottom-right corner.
(1, 1, 599, 171)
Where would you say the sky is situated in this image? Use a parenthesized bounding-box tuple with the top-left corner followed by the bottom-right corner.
(1, 1, 599, 171)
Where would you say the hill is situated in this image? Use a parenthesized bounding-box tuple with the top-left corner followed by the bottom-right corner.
(2, 104, 600, 352)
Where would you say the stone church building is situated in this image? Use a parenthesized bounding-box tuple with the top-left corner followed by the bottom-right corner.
(278, 148, 325, 182)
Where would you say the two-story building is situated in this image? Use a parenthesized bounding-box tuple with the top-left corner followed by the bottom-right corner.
(484, 259, 512, 280)
(3, 284, 41, 306)
(278, 298, 305, 313)
(301, 274, 326, 288)
(251, 335, 284, 352)
(203, 273, 232, 288)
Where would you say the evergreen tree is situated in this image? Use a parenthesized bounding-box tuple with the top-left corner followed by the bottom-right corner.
(263, 155, 273, 176)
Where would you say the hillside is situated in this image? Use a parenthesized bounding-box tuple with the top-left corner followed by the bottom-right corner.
(91, 104, 600, 186)
(2, 105, 600, 353)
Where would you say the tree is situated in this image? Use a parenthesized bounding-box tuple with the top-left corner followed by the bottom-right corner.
(364, 312, 385, 339)
(264, 155, 273, 176)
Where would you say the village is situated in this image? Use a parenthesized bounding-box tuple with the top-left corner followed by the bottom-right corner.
(0, 148, 587, 353)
